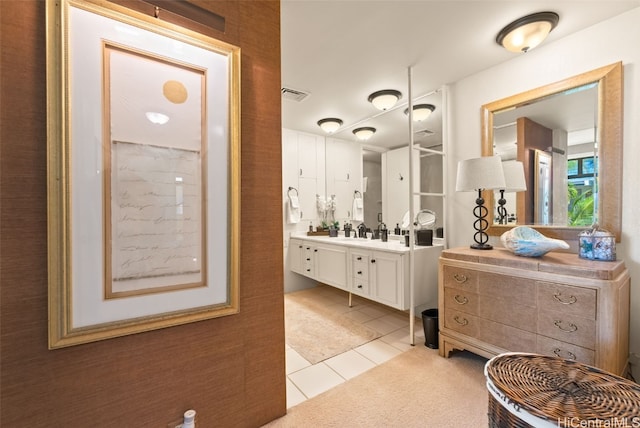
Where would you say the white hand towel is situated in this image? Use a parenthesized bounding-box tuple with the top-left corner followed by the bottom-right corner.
(352, 197, 364, 221)
(287, 196, 301, 224)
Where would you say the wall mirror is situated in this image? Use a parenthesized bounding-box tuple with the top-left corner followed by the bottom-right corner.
(481, 62, 623, 242)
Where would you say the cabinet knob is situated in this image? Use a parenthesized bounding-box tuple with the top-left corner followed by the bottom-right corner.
(306, 258, 311, 261)
(306, 247, 310, 250)
(554, 320, 578, 333)
(357, 271, 362, 275)
(298, 245, 303, 249)
(371, 259, 376, 264)
(357, 285, 363, 289)
(306, 269, 311, 272)
(454, 295, 468, 305)
(453, 274, 468, 284)
(553, 292, 577, 305)
(357, 256, 362, 261)
(553, 348, 577, 360)
(314, 249, 318, 252)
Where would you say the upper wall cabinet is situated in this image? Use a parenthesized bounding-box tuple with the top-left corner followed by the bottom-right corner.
(283, 129, 326, 222)
(326, 137, 362, 223)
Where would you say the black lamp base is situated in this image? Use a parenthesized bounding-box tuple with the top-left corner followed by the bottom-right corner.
(470, 243, 493, 250)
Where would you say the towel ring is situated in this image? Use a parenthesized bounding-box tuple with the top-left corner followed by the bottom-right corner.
(354, 190, 362, 198)
(287, 186, 298, 198)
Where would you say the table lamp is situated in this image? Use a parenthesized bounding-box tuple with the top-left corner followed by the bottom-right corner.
(456, 156, 506, 250)
(497, 160, 527, 224)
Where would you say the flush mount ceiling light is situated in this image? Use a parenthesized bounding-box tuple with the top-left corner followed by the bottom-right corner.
(317, 118, 343, 133)
(145, 111, 170, 125)
(353, 127, 376, 141)
(496, 11, 559, 53)
(404, 104, 436, 122)
(368, 89, 402, 111)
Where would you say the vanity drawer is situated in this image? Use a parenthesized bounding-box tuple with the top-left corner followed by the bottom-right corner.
(352, 277, 369, 295)
(536, 335, 595, 366)
(478, 295, 536, 333)
(479, 272, 536, 307)
(442, 265, 478, 292)
(443, 309, 479, 337)
(537, 310, 596, 349)
(537, 282, 596, 320)
(443, 288, 478, 315)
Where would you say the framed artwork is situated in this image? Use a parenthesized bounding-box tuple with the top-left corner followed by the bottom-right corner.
(46, 0, 241, 348)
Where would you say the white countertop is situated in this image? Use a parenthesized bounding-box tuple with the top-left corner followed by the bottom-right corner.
(291, 232, 445, 254)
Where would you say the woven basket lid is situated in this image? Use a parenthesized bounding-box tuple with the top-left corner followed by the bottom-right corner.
(485, 353, 640, 425)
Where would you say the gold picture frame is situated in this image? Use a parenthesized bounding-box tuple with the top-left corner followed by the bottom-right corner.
(46, 0, 241, 348)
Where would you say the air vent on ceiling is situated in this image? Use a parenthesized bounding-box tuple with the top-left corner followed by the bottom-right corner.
(281, 86, 310, 102)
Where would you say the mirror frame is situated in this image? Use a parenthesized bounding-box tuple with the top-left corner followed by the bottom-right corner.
(481, 62, 623, 242)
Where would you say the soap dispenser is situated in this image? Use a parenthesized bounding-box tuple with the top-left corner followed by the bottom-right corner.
(394, 223, 401, 235)
(381, 223, 388, 242)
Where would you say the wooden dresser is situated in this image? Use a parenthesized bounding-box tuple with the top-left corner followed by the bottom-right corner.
(438, 247, 630, 376)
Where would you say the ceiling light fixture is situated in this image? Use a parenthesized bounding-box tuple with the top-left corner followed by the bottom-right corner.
(367, 89, 402, 111)
(145, 111, 170, 125)
(496, 11, 559, 53)
(317, 118, 343, 133)
(404, 104, 436, 122)
(353, 127, 376, 141)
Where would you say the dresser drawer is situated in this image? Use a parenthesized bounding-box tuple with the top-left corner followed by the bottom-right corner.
(443, 309, 479, 337)
(537, 310, 596, 349)
(478, 318, 537, 352)
(479, 272, 536, 306)
(442, 265, 478, 292)
(444, 288, 478, 315)
(537, 282, 596, 320)
(478, 295, 536, 333)
(536, 335, 595, 366)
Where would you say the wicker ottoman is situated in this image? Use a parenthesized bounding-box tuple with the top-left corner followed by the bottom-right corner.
(484, 353, 640, 428)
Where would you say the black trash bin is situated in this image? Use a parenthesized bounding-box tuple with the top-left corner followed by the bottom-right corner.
(421, 308, 439, 349)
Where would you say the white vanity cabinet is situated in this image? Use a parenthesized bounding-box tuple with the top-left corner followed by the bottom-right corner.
(288, 238, 348, 291)
(289, 235, 442, 312)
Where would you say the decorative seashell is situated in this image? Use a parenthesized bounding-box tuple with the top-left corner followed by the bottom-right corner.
(501, 226, 570, 257)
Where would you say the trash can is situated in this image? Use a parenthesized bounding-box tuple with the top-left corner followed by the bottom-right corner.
(421, 308, 439, 349)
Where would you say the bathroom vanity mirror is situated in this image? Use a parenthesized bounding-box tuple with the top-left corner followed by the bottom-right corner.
(481, 62, 623, 241)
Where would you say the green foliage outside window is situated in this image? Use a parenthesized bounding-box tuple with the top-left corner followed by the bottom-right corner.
(568, 183, 594, 226)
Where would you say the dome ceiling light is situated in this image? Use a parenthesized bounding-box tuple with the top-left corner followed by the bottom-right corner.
(367, 89, 402, 111)
(317, 118, 343, 134)
(496, 11, 559, 53)
(353, 127, 376, 141)
(404, 104, 435, 122)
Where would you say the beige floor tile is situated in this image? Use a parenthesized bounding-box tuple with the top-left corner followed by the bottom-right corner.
(354, 339, 402, 364)
(288, 363, 345, 399)
(285, 378, 307, 409)
(323, 349, 377, 380)
(286, 347, 312, 374)
(363, 317, 403, 335)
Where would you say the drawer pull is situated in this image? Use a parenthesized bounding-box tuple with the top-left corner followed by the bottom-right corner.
(357, 271, 363, 275)
(357, 256, 362, 261)
(357, 285, 363, 289)
(454, 295, 468, 305)
(453, 315, 468, 326)
(553, 348, 577, 360)
(554, 320, 578, 333)
(453, 274, 468, 284)
(553, 292, 577, 305)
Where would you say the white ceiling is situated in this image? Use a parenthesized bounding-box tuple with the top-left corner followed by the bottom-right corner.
(281, 0, 639, 150)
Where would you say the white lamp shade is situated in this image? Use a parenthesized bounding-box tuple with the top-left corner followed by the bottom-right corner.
(501, 160, 527, 191)
(456, 156, 506, 192)
(405, 104, 435, 121)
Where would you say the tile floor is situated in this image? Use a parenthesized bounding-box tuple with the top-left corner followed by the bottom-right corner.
(285, 285, 428, 408)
